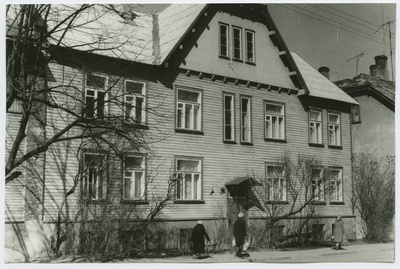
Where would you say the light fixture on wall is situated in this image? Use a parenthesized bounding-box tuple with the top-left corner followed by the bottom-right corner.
(220, 187, 226, 194)
(210, 187, 215, 195)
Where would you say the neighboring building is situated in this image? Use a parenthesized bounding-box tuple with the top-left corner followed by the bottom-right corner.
(5, 4, 358, 258)
(334, 55, 395, 157)
(333, 56, 395, 240)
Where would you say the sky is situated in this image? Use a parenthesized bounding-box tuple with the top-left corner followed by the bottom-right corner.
(130, 2, 396, 82)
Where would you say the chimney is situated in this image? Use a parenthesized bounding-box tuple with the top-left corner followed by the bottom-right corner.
(369, 64, 377, 77)
(373, 55, 389, 80)
(318, 66, 330, 80)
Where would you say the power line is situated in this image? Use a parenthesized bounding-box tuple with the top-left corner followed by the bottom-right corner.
(276, 4, 393, 49)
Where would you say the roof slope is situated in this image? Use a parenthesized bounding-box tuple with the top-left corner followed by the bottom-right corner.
(334, 73, 395, 102)
(157, 4, 207, 64)
(291, 52, 358, 105)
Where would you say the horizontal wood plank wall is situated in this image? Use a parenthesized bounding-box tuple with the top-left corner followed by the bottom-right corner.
(5, 113, 25, 222)
(42, 60, 353, 223)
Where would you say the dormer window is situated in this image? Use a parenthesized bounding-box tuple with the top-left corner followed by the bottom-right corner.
(219, 23, 229, 58)
(245, 30, 255, 63)
(232, 26, 242, 61)
(85, 74, 108, 119)
(124, 80, 146, 124)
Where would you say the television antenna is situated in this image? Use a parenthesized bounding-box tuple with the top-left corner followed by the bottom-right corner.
(347, 52, 364, 77)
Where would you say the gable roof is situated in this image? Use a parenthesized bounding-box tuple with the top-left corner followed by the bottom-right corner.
(291, 52, 358, 105)
(334, 73, 395, 103)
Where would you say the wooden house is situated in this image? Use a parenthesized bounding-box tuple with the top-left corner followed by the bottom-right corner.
(5, 4, 359, 257)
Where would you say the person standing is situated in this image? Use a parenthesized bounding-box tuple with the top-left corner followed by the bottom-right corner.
(191, 220, 210, 258)
(333, 214, 345, 250)
(234, 212, 247, 257)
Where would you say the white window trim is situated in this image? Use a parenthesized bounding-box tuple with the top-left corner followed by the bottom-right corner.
(223, 93, 235, 141)
(330, 168, 343, 202)
(311, 168, 325, 202)
(232, 26, 242, 60)
(265, 101, 285, 140)
(266, 165, 287, 202)
(85, 74, 108, 119)
(309, 109, 322, 144)
(240, 96, 252, 143)
(328, 112, 341, 146)
(83, 153, 107, 201)
(245, 29, 255, 63)
(176, 87, 202, 131)
(174, 157, 202, 200)
(124, 79, 146, 124)
(123, 155, 146, 201)
(219, 23, 230, 58)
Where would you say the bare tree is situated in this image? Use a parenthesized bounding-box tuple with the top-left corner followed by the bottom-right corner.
(247, 153, 333, 248)
(351, 152, 395, 242)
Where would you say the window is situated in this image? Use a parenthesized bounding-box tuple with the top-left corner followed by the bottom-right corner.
(123, 156, 145, 200)
(219, 23, 229, 58)
(232, 26, 242, 60)
(124, 80, 146, 124)
(351, 105, 361, 123)
(174, 158, 202, 200)
(265, 102, 285, 140)
(265, 165, 286, 201)
(83, 153, 107, 200)
(328, 113, 341, 146)
(309, 110, 322, 144)
(85, 74, 108, 119)
(223, 93, 235, 141)
(330, 168, 343, 202)
(240, 96, 252, 143)
(176, 88, 202, 131)
(311, 168, 324, 201)
(245, 30, 255, 63)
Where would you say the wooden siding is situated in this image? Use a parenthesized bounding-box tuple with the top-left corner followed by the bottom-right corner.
(5, 113, 25, 222)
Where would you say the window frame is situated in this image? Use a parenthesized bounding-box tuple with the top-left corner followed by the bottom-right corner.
(175, 86, 203, 132)
(311, 167, 325, 202)
(329, 167, 343, 203)
(84, 73, 108, 119)
(240, 95, 252, 144)
(351, 105, 361, 124)
(223, 92, 236, 143)
(264, 101, 286, 141)
(82, 152, 108, 201)
(232, 26, 242, 61)
(122, 155, 146, 201)
(245, 29, 255, 64)
(219, 23, 230, 58)
(328, 112, 342, 147)
(309, 109, 323, 145)
(265, 164, 287, 202)
(173, 156, 203, 201)
(124, 79, 147, 124)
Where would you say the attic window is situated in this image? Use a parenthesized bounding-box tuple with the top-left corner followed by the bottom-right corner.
(245, 30, 255, 63)
(232, 26, 242, 61)
(219, 23, 229, 58)
(351, 105, 361, 124)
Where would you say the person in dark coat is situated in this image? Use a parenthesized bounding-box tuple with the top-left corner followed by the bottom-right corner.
(333, 215, 345, 250)
(191, 220, 210, 258)
(234, 212, 247, 257)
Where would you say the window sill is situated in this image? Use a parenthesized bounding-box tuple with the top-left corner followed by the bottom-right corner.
(264, 138, 287, 143)
(173, 200, 205, 204)
(121, 200, 149, 205)
(84, 199, 111, 204)
(265, 201, 289, 205)
(328, 145, 343, 149)
(310, 201, 327, 205)
(123, 122, 149, 130)
(240, 142, 253, 146)
(219, 55, 230, 60)
(330, 201, 345, 205)
(232, 58, 243, 63)
(309, 143, 324, 148)
(175, 129, 204, 135)
(223, 140, 237, 144)
(245, 61, 256, 66)
(351, 121, 361, 124)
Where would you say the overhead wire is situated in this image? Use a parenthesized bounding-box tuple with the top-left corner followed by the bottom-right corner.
(275, 4, 393, 49)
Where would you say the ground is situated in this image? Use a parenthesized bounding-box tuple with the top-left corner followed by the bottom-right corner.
(5, 241, 394, 264)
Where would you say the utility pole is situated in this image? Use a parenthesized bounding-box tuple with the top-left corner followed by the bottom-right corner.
(347, 52, 364, 77)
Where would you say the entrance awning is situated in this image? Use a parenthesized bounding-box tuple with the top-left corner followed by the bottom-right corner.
(225, 176, 262, 187)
